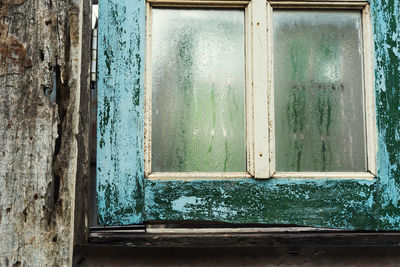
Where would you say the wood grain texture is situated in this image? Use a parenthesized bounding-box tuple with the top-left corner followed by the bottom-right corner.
(88, 231, 400, 247)
(74, 0, 92, 246)
(0, 0, 83, 265)
(96, 0, 145, 225)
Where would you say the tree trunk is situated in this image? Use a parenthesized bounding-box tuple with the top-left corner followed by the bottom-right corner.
(0, 0, 84, 265)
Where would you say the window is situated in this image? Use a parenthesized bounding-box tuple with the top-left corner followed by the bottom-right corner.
(143, 0, 376, 180)
(267, 2, 376, 179)
(146, 8, 248, 177)
(96, 0, 387, 230)
(144, 0, 270, 179)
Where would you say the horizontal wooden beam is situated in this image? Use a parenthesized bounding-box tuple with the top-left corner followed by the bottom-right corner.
(89, 230, 400, 247)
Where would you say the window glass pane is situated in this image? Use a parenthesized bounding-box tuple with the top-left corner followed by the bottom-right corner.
(151, 9, 246, 172)
(274, 10, 366, 172)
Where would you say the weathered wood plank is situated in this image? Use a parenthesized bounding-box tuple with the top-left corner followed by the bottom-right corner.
(371, 0, 400, 229)
(88, 231, 400, 247)
(0, 0, 83, 265)
(145, 179, 377, 229)
(97, 0, 146, 225)
(74, 0, 92, 245)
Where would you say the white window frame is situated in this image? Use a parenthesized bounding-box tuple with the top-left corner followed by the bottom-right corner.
(144, 0, 376, 181)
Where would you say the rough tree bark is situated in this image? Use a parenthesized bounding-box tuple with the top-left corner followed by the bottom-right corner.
(0, 0, 84, 265)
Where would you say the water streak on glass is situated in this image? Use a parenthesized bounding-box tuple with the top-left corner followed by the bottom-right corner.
(151, 9, 246, 172)
(274, 10, 366, 172)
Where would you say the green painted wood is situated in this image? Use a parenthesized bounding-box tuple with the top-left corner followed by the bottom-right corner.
(96, 0, 145, 225)
(371, 0, 400, 229)
(96, 0, 400, 229)
(143, 1, 400, 230)
(145, 179, 377, 229)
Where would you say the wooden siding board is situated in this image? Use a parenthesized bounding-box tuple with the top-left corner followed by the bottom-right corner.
(88, 232, 400, 247)
(145, 179, 377, 229)
(97, 0, 145, 225)
(371, 0, 400, 229)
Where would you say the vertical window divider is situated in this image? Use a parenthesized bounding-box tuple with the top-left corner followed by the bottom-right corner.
(251, 0, 270, 179)
(144, 1, 153, 178)
(266, 2, 275, 178)
(362, 4, 377, 176)
(245, 0, 255, 176)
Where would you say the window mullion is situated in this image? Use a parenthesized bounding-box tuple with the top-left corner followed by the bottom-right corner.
(251, 0, 270, 178)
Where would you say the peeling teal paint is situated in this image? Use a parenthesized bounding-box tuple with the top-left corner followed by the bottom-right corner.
(145, 179, 377, 229)
(97, 0, 145, 225)
(97, 0, 400, 229)
(172, 196, 200, 213)
(371, 0, 400, 229)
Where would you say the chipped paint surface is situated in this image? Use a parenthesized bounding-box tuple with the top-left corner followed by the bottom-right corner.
(98, 0, 400, 229)
(371, 0, 400, 229)
(97, 0, 145, 225)
(142, 1, 400, 229)
(145, 179, 377, 229)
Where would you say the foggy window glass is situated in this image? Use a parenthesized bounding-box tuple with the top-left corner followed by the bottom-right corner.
(274, 10, 366, 172)
(151, 8, 246, 172)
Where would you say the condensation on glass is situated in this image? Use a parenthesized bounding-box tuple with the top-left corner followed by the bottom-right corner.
(151, 8, 246, 172)
(273, 10, 366, 172)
